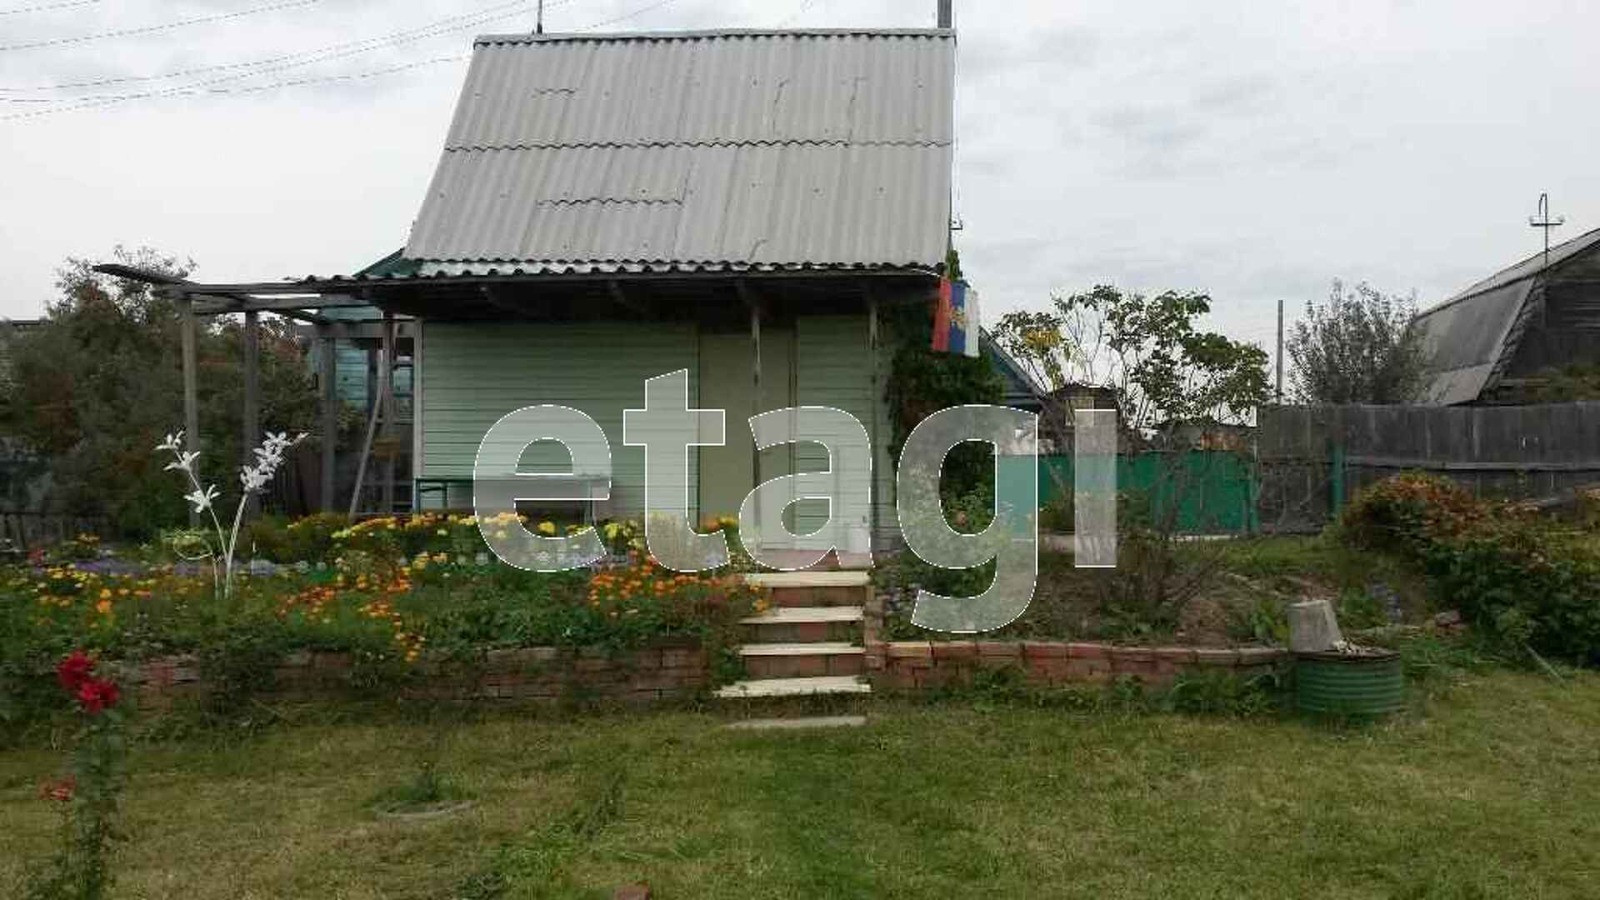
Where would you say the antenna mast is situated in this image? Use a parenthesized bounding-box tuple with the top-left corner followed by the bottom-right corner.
(1529, 191, 1565, 275)
(536, 0, 544, 34)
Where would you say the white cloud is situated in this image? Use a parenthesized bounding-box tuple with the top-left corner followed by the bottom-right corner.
(3, 0, 1598, 376)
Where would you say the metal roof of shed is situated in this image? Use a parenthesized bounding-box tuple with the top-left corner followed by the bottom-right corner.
(403, 28, 955, 275)
(1413, 226, 1600, 404)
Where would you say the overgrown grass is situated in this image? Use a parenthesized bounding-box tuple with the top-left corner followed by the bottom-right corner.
(879, 534, 1432, 645)
(2, 665, 1598, 898)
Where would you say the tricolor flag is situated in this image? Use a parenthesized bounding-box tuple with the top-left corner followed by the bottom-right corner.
(932, 278, 980, 358)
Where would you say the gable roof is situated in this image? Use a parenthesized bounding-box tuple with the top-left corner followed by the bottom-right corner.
(403, 28, 956, 277)
(1413, 225, 1600, 404)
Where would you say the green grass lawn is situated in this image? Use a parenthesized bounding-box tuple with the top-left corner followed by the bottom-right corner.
(4, 669, 1600, 898)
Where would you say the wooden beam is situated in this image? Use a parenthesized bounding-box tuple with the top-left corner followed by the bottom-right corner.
(476, 285, 532, 319)
(318, 324, 338, 513)
(608, 280, 647, 316)
(93, 263, 187, 286)
(181, 296, 201, 527)
(242, 310, 261, 517)
(193, 294, 370, 315)
(171, 267, 939, 296)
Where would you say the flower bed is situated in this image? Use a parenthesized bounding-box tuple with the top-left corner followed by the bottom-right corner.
(1, 518, 763, 729)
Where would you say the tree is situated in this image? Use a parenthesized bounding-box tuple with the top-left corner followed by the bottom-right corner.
(994, 286, 1270, 625)
(993, 285, 1270, 442)
(1287, 279, 1427, 404)
(0, 247, 317, 537)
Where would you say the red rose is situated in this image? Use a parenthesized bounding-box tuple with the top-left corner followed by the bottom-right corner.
(39, 776, 76, 803)
(56, 650, 95, 692)
(76, 678, 119, 714)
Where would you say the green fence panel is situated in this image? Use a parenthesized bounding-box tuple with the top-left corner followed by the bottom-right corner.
(1038, 451, 1257, 534)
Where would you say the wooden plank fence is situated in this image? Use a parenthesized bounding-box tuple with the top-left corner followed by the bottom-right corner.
(1257, 402, 1600, 532)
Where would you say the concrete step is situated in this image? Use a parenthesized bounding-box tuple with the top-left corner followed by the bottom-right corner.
(739, 606, 865, 624)
(723, 715, 867, 731)
(746, 571, 873, 608)
(739, 642, 864, 678)
(739, 606, 864, 643)
(714, 675, 873, 699)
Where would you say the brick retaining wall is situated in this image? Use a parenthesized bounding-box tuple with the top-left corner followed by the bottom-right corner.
(863, 640, 1287, 691)
(128, 643, 710, 712)
(124, 638, 1285, 711)
(858, 591, 1286, 691)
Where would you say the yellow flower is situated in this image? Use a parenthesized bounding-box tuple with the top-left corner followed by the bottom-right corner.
(537, 521, 556, 536)
(95, 599, 112, 615)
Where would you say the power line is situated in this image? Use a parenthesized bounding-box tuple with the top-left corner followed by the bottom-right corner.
(0, 0, 318, 52)
(0, 0, 540, 92)
(0, 0, 99, 16)
(2, 55, 469, 117)
(4, 0, 691, 120)
(3, 0, 550, 118)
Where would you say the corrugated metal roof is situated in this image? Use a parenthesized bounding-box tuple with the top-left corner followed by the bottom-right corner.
(1413, 226, 1600, 404)
(403, 28, 955, 273)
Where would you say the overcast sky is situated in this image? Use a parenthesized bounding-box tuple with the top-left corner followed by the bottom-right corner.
(3, 0, 1598, 356)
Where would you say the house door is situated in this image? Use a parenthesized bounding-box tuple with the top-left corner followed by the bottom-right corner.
(697, 328, 793, 521)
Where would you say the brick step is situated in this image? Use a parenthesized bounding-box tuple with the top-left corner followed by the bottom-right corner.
(739, 606, 864, 643)
(714, 675, 873, 699)
(745, 571, 873, 608)
(739, 642, 865, 678)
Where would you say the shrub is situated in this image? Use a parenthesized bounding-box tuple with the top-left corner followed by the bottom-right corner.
(1338, 473, 1600, 665)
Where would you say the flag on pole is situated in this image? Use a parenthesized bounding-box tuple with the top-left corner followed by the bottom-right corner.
(932, 278, 981, 358)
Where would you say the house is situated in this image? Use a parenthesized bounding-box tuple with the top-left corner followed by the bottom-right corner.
(1413, 225, 1600, 405)
(320, 27, 958, 546)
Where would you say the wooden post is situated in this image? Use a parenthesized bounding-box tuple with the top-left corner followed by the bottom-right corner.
(379, 313, 397, 515)
(867, 289, 881, 553)
(348, 343, 386, 518)
(242, 310, 261, 516)
(180, 294, 201, 527)
(318, 324, 337, 513)
(749, 289, 761, 491)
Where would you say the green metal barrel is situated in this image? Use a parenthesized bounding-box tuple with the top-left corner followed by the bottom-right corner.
(1294, 650, 1404, 717)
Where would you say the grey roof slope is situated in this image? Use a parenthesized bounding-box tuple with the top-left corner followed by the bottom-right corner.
(1413, 226, 1600, 404)
(403, 28, 956, 275)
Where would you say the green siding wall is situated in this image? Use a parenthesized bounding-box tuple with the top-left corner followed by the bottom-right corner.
(420, 322, 697, 517)
(419, 316, 893, 539)
(793, 315, 895, 538)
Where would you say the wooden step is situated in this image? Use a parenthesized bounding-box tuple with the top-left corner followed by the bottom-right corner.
(739, 642, 864, 678)
(714, 675, 872, 699)
(739, 606, 864, 643)
(745, 571, 873, 608)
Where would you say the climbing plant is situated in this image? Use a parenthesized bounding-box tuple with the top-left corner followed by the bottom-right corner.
(883, 251, 1003, 509)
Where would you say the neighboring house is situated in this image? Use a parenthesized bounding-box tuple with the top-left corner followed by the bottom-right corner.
(316, 28, 958, 545)
(987, 336, 1045, 415)
(1413, 225, 1600, 405)
(1152, 416, 1252, 452)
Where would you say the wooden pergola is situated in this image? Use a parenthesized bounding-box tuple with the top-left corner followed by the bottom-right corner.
(93, 263, 417, 518)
